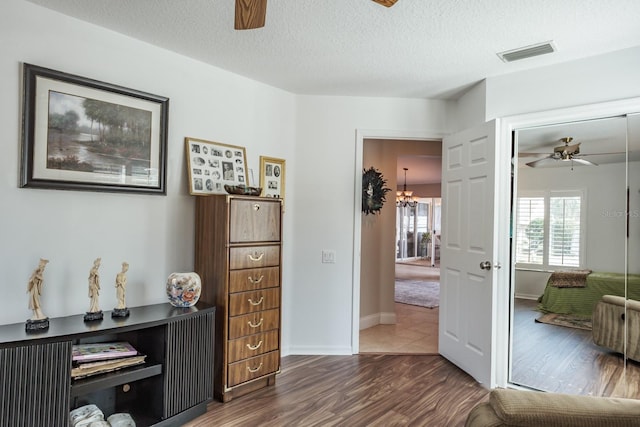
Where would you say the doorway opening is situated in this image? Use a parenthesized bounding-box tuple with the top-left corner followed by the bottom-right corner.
(358, 141, 442, 355)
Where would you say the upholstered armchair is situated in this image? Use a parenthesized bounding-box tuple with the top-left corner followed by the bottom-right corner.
(592, 294, 640, 362)
(465, 388, 640, 427)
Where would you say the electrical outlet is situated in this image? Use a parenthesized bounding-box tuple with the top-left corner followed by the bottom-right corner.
(321, 250, 336, 264)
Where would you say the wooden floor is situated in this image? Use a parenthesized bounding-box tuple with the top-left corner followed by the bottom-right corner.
(511, 298, 640, 399)
(183, 354, 488, 427)
(182, 270, 640, 426)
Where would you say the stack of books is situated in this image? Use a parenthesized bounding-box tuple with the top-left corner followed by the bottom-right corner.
(71, 341, 146, 379)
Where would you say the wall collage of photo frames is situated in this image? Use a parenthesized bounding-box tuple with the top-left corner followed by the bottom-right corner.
(185, 137, 285, 205)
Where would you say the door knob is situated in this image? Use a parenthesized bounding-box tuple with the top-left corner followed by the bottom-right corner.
(479, 261, 492, 271)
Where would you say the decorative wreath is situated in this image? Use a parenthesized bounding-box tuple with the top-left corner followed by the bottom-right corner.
(362, 166, 391, 215)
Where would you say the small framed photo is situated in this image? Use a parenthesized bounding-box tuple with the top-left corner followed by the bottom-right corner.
(259, 156, 286, 203)
(20, 63, 169, 194)
(185, 137, 248, 195)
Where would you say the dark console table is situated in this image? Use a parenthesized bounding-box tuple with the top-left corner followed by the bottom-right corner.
(0, 302, 215, 427)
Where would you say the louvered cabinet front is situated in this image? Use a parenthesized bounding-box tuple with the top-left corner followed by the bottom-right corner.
(195, 195, 282, 402)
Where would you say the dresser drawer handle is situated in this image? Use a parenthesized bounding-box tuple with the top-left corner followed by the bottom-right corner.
(248, 318, 264, 328)
(253, 203, 260, 211)
(248, 296, 264, 306)
(248, 252, 264, 262)
(246, 340, 263, 351)
(248, 275, 264, 284)
(247, 362, 263, 373)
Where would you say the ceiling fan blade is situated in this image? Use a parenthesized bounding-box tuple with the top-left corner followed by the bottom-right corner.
(372, 0, 399, 7)
(235, 0, 267, 30)
(570, 158, 598, 166)
(525, 156, 553, 167)
(578, 151, 625, 156)
(519, 152, 548, 158)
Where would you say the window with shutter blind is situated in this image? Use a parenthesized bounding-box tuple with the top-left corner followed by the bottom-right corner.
(515, 197, 545, 264)
(515, 191, 584, 268)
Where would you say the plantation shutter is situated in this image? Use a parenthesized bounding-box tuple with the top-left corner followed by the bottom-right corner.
(549, 196, 581, 267)
(515, 197, 545, 264)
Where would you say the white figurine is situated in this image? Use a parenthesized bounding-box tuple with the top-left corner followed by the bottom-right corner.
(85, 258, 104, 321)
(112, 262, 130, 318)
(88, 258, 101, 313)
(27, 258, 49, 320)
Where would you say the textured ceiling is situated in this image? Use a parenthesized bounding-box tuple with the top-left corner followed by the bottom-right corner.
(24, 0, 640, 99)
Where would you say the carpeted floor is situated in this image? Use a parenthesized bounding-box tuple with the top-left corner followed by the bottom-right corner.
(394, 279, 440, 309)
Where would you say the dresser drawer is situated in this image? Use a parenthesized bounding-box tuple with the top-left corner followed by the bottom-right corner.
(227, 330, 279, 363)
(229, 266, 280, 293)
(229, 288, 280, 316)
(228, 309, 279, 339)
(227, 350, 280, 387)
(230, 246, 280, 270)
(229, 198, 281, 243)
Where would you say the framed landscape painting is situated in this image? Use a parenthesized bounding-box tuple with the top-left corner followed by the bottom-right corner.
(185, 137, 248, 195)
(20, 63, 169, 194)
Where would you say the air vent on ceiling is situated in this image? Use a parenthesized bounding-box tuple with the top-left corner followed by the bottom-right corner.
(497, 41, 556, 63)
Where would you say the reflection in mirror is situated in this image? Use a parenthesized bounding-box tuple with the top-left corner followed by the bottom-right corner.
(624, 113, 640, 397)
(510, 115, 640, 398)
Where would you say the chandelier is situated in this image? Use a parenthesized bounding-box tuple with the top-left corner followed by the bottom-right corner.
(396, 167, 418, 207)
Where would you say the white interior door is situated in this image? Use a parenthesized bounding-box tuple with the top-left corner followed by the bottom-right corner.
(439, 120, 498, 386)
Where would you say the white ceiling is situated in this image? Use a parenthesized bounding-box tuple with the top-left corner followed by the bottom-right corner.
(25, 0, 640, 100)
(24, 0, 640, 184)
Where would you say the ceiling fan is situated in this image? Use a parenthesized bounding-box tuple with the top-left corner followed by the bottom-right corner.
(523, 137, 599, 168)
(235, 0, 399, 30)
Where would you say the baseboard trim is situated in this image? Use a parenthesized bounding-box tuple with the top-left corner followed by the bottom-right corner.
(360, 312, 396, 330)
(515, 293, 540, 301)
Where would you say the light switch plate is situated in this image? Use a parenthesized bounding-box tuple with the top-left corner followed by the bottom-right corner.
(321, 250, 336, 264)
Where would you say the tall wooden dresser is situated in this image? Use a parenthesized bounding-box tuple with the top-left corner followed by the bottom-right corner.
(195, 195, 282, 402)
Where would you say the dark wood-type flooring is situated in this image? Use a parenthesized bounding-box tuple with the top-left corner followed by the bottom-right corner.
(184, 297, 640, 426)
(183, 354, 488, 427)
(512, 298, 640, 399)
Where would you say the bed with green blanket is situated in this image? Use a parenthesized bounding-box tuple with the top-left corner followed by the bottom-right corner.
(538, 272, 640, 318)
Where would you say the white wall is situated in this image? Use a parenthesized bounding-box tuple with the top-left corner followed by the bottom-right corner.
(2, 0, 454, 358)
(290, 96, 452, 354)
(453, 79, 487, 132)
(0, 1, 297, 341)
(485, 46, 640, 120)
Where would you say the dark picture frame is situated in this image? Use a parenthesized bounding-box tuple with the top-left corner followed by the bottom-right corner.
(20, 63, 169, 194)
(185, 137, 248, 195)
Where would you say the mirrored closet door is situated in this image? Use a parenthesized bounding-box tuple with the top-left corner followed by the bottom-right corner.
(510, 114, 639, 398)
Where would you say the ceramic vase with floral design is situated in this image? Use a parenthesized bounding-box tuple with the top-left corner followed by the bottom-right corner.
(166, 272, 201, 307)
